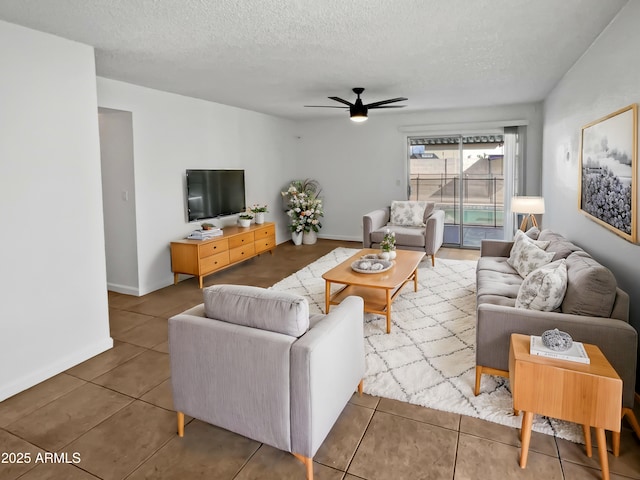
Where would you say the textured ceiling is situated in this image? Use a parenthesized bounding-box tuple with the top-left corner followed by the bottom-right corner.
(0, 0, 628, 120)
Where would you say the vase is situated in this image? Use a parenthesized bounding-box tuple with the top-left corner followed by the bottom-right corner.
(255, 212, 265, 224)
(302, 230, 317, 245)
(388, 250, 397, 260)
(378, 251, 390, 261)
(238, 218, 251, 227)
(291, 231, 303, 245)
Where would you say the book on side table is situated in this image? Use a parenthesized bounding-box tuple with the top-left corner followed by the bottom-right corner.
(529, 335, 590, 364)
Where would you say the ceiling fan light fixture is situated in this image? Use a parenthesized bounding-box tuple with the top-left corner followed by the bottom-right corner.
(350, 112, 368, 122)
(350, 104, 368, 122)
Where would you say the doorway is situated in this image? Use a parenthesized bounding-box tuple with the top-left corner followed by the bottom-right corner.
(408, 135, 505, 248)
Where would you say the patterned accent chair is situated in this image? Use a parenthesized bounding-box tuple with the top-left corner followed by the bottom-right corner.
(168, 285, 365, 480)
(363, 201, 445, 266)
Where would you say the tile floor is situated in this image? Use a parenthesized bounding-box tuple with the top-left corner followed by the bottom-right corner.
(1, 240, 639, 480)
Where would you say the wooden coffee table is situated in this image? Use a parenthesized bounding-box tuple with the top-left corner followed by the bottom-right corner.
(322, 248, 425, 333)
(509, 334, 622, 480)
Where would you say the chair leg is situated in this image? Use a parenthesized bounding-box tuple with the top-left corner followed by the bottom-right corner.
(431, 254, 435, 267)
(613, 407, 640, 457)
(622, 407, 640, 438)
(474, 366, 482, 396)
(292, 453, 314, 480)
(177, 411, 184, 437)
(358, 379, 364, 396)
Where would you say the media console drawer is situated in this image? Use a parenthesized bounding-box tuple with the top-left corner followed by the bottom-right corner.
(200, 251, 230, 273)
(200, 238, 229, 258)
(170, 222, 276, 288)
(229, 232, 254, 249)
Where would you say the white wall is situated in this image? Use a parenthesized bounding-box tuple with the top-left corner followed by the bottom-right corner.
(99, 109, 139, 294)
(542, 2, 640, 388)
(96, 79, 297, 295)
(294, 103, 543, 241)
(0, 21, 112, 400)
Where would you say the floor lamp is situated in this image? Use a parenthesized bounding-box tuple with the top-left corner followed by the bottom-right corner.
(511, 196, 545, 231)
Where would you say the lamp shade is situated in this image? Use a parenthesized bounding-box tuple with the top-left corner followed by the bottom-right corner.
(511, 196, 545, 214)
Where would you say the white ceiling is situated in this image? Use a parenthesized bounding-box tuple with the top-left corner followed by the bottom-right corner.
(0, 0, 628, 120)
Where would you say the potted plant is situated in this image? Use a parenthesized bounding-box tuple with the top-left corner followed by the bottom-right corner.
(238, 212, 254, 228)
(200, 222, 215, 231)
(281, 179, 324, 245)
(380, 229, 397, 260)
(250, 204, 268, 224)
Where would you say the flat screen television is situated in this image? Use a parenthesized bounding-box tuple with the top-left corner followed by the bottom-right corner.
(186, 169, 246, 221)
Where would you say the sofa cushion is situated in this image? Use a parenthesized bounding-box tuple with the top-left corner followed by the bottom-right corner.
(371, 225, 425, 247)
(203, 284, 309, 337)
(476, 269, 522, 300)
(507, 231, 555, 278)
(538, 229, 583, 261)
(477, 256, 518, 275)
(390, 201, 430, 226)
(561, 251, 617, 318)
(524, 226, 540, 239)
(515, 259, 568, 311)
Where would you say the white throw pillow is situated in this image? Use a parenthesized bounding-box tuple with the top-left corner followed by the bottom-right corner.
(508, 231, 555, 278)
(515, 259, 568, 311)
(390, 201, 428, 226)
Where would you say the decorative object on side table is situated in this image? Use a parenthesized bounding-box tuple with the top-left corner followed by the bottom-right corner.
(201, 222, 215, 231)
(380, 228, 396, 259)
(541, 328, 573, 351)
(281, 179, 324, 245)
(250, 204, 268, 225)
(238, 212, 254, 228)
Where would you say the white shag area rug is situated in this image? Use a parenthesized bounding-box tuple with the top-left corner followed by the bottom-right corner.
(270, 247, 583, 443)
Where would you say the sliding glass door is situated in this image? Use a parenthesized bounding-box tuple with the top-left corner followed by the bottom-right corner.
(408, 135, 505, 248)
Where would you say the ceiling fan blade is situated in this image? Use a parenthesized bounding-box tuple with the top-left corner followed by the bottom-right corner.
(304, 105, 349, 108)
(328, 96, 354, 107)
(365, 97, 408, 108)
(368, 105, 407, 109)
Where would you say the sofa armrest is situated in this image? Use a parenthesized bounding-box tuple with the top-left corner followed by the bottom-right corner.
(363, 208, 389, 248)
(168, 308, 296, 452)
(480, 239, 513, 257)
(424, 210, 445, 255)
(476, 303, 638, 408)
(290, 296, 365, 457)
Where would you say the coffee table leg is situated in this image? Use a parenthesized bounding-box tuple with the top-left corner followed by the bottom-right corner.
(386, 289, 392, 334)
(583, 425, 592, 457)
(325, 280, 331, 314)
(520, 411, 534, 468)
(413, 268, 418, 291)
(596, 428, 610, 480)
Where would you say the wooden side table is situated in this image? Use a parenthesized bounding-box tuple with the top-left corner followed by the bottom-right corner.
(509, 334, 622, 480)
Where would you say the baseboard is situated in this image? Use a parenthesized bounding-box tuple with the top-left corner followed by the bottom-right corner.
(317, 233, 362, 242)
(107, 282, 140, 296)
(0, 337, 114, 401)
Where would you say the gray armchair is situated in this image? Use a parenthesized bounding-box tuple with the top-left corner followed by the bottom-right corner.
(363, 204, 445, 266)
(168, 285, 365, 480)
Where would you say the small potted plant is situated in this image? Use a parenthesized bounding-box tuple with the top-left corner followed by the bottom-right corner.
(200, 222, 215, 230)
(250, 204, 268, 224)
(238, 212, 254, 228)
(380, 229, 396, 260)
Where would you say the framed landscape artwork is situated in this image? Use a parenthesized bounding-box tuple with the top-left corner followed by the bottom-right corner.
(579, 104, 638, 242)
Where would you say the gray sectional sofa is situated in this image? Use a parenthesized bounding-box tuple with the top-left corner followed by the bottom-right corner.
(474, 229, 639, 435)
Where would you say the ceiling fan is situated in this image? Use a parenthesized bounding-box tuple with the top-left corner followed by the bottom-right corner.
(305, 87, 408, 122)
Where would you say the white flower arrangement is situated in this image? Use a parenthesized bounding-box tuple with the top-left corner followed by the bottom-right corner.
(281, 180, 324, 233)
(249, 204, 268, 213)
(380, 229, 396, 252)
